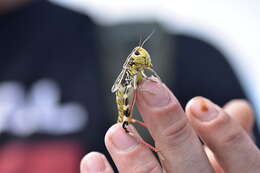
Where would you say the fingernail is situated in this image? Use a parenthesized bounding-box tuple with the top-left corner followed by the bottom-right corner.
(140, 77, 170, 107)
(84, 152, 105, 173)
(190, 97, 218, 121)
(110, 125, 138, 151)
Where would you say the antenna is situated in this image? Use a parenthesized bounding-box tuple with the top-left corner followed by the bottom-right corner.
(138, 34, 142, 47)
(140, 29, 155, 48)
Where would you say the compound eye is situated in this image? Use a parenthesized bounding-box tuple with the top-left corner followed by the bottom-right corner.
(134, 51, 140, 56)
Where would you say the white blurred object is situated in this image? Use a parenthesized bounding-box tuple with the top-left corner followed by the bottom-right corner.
(0, 82, 25, 133)
(50, 0, 260, 126)
(0, 79, 88, 136)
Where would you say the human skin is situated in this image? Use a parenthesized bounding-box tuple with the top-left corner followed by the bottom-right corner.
(81, 78, 260, 173)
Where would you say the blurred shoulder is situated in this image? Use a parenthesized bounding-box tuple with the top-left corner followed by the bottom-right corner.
(32, 0, 96, 31)
(43, 0, 93, 22)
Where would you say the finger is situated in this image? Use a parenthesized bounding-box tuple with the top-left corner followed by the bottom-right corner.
(223, 99, 254, 132)
(80, 152, 114, 173)
(136, 77, 213, 173)
(105, 123, 163, 173)
(205, 100, 254, 173)
(204, 147, 224, 173)
(186, 97, 260, 173)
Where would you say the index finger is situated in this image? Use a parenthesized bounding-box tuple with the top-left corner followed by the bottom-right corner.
(136, 78, 213, 173)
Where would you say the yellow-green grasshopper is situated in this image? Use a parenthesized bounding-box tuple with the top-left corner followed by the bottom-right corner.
(111, 36, 161, 152)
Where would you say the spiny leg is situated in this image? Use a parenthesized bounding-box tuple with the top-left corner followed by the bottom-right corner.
(122, 77, 162, 156)
(127, 87, 148, 128)
(130, 118, 147, 128)
(147, 67, 161, 81)
(141, 69, 161, 82)
(123, 118, 163, 155)
(123, 121, 164, 160)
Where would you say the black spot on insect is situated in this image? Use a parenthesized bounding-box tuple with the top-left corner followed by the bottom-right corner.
(134, 51, 140, 55)
(125, 98, 129, 105)
(123, 121, 129, 133)
(124, 109, 130, 117)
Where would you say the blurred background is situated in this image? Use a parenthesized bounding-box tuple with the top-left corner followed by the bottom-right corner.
(0, 0, 259, 172)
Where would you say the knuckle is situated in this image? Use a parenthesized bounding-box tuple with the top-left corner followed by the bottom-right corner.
(153, 100, 181, 116)
(133, 161, 161, 173)
(210, 112, 245, 147)
(221, 129, 244, 147)
(161, 118, 192, 147)
(209, 112, 244, 147)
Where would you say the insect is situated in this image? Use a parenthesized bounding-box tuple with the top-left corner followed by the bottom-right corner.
(111, 33, 161, 152)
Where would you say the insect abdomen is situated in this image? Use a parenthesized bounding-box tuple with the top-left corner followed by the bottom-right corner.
(116, 87, 131, 123)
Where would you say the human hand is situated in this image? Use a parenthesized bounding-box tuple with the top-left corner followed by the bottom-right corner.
(81, 79, 260, 173)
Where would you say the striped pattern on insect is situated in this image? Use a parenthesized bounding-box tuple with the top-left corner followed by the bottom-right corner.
(111, 36, 161, 153)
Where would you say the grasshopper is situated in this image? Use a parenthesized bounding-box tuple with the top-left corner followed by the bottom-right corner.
(111, 34, 161, 152)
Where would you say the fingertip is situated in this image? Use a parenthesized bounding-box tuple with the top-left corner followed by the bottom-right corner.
(104, 123, 121, 147)
(186, 96, 219, 122)
(185, 96, 205, 115)
(103, 123, 163, 173)
(105, 123, 139, 152)
(223, 99, 251, 109)
(80, 152, 106, 173)
(224, 99, 253, 117)
(137, 78, 171, 108)
(223, 99, 254, 132)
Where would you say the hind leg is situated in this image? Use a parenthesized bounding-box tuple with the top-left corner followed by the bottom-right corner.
(122, 119, 162, 157)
